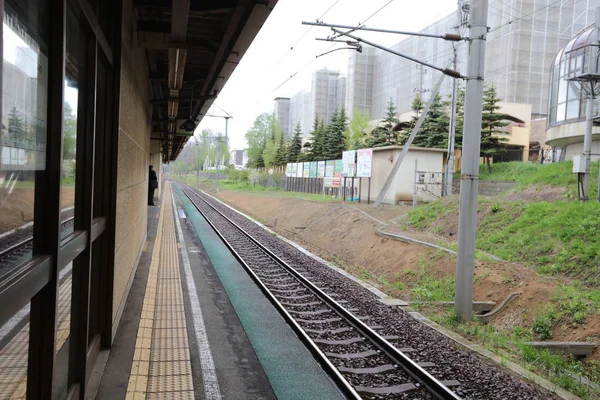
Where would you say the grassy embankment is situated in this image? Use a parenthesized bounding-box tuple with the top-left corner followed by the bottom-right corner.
(401, 161, 600, 397)
(176, 173, 344, 203)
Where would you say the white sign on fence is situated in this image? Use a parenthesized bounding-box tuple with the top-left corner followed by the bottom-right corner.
(296, 162, 303, 177)
(356, 148, 373, 178)
(317, 161, 325, 178)
(342, 150, 356, 177)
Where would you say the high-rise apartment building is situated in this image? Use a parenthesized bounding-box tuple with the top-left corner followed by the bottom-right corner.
(348, 0, 600, 119)
(290, 68, 346, 142)
(273, 97, 291, 139)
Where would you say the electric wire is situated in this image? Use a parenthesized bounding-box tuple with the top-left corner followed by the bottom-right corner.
(270, 0, 343, 71)
(273, 0, 396, 91)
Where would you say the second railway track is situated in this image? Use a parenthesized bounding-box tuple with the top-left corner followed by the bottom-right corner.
(180, 183, 461, 400)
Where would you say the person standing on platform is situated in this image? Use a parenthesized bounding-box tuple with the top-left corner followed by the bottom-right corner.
(148, 165, 158, 206)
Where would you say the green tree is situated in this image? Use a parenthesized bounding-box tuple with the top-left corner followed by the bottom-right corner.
(453, 86, 465, 149)
(413, 94, 448, 149)
(8, 106, 24, 141)
(274, 130, 287, 166)
(481, 85, 509, 173)
(344, 109, 370, 150)
(367, 99, 400, 147)
(287, 123, 303, 162)
(398, 95, 424, 146)
(323, 106, 348, 159)
(305, 115, 326, 161)
(245, 113, 273, 168)
(63, 102, 77, 160)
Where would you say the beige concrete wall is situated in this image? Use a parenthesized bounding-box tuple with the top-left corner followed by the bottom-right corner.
(150, 141, 163, 200)
(113, 0, 152, 327)
(362, 147, 444, 204)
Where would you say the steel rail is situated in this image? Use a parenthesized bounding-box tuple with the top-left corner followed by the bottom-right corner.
(0, 217, 75, 260)
(179, 185, 361, 399)
(179, 183, 461, 400)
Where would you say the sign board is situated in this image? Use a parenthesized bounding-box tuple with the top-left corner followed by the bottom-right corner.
(334, 159, 343, 177)
(342, 150, 356, 177)
(175, 119, 196, 136)
(291, 163, 297, 177)
(296, 162, 303, 178)
(309, 161, 317, 178)
(285, 163, 292, 177)
(317, 161, 325, 178)
(323, 177, 341, 188)
(325, 160, 335, 177)
(356, 148, 373, 178)
(303, 163, 310, 177)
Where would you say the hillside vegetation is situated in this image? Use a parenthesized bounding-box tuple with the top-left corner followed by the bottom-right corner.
(467, 161, 600, 199)
(411, 161, 600, 281)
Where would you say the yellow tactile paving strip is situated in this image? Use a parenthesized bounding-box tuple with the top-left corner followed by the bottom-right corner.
(0, 274, 73, 400)
(126, 182, 194, 399)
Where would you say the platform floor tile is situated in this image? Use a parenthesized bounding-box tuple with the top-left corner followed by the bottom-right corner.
(126, 182, 195, 399)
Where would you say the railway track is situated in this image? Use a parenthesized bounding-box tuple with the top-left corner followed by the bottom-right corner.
(180, 183, 461, 400)
(0, 216, 75, 269)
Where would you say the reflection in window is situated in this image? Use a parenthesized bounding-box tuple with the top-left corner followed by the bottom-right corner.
(0, 2, 48, 276)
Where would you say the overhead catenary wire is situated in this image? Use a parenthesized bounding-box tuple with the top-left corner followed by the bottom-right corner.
(489, 0, 567, 32)
(273, 0, 396, 91)
(270, 0, 343, 71)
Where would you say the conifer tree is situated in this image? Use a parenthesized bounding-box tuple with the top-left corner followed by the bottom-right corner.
(397, 96, 424, 146)
(414, 94, 448, 148)
(481, 85, 509, 173)
(453, 87, 465, 149)
(307, 115, 327, 161)
(8, 106, 24, 140)
(274, 131, 287, 166)
(323, 107, 348, 159)
(367, 99, 399, 147)
(287, 122, 303, 163)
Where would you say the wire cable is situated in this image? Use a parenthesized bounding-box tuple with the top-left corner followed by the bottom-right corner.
(273, 0, 396, 91)
(270, 0, 343, 71)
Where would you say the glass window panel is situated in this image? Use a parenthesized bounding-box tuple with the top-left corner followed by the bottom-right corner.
(568, 82, 579, 101)
(557, 77, 567, 103)
(566, 100, 580, 120)
(549, 106, 557, 124)
(557, 103, 566, 122)
(61, 7, 82, 239)
(0, 0, 49, 279)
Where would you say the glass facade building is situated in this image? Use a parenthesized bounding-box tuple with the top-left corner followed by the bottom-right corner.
(348, 0, 600, 119)
(546, 24, 600, 161)
(290, 68, 346, 141)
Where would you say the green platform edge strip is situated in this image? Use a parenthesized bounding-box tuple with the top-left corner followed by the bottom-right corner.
(174, 185, 344, 400)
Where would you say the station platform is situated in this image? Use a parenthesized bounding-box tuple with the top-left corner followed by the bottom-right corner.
(93, 182, 343, 400)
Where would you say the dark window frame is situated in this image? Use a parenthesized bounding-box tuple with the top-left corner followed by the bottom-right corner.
(0, 0, 122, 398)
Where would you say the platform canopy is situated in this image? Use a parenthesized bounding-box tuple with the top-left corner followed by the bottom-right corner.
(134, 0, 277, 162)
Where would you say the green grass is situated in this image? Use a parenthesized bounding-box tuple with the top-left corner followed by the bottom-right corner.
(455, 161, 600, 199)
(431, 316, 600, 398)
(408, 250, 456, 303)
(477, 200, 600, 279)
(407, 196, 600, 280)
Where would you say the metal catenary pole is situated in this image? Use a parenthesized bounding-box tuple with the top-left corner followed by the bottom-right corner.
(444, 48, 459, 196)
(455, 0, 489, 321)
(582, 96, 594, 201)
(195, 140, 200, 188)
(373, 72, 447, 207)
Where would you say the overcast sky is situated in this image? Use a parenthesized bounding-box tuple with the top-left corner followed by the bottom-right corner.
(195, 0, 460, 151)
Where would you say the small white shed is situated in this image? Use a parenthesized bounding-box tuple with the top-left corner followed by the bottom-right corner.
(358, 146, 446, 204)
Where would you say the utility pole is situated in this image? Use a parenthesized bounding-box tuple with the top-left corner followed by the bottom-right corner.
(195, 137, 200, 188)
(579, 9, 600, 202)
(455, 0, 489, 321)
(444, 47, 459, 196)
